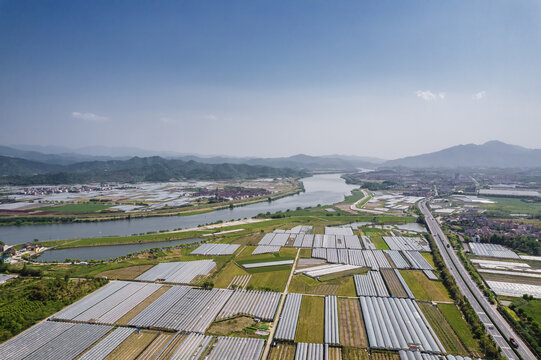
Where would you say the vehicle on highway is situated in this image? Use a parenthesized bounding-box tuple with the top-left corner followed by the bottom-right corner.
(510, 337, 519, 348)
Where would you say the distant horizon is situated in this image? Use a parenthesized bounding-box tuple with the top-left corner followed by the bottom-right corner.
(3, 139, 539, 162)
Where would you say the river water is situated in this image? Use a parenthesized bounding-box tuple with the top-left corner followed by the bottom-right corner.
(1, 174, 357, 245)
(36, 237, 204, 262)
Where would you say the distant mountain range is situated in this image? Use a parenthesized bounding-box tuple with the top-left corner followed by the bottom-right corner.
(1, 140, 540, 185)
(383, 141, 541, 168)
(2, 145, 385, 170)
(0, 156, 306, 185)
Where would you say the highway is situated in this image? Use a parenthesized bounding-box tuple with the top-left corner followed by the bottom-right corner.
(419, 200, 536, 360)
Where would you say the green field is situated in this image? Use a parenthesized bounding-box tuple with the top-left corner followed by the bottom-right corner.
(418, 302, 468, 355)
(40, 230, 208, 249)
(212, 261, 249, 288)
(288, 274, 357, 296)
(421, 253, 436, 269)
(481, 196, 541, 216)
(438, 303, 481, 354)
(247, 268, 290, 292)
(295, 295, 324, 343)
(341, 189, 365, 204)
(512, 298, 541, 323)
(362, 228, 390, 250)
(399, 270, 452, 302)
(38, 203, 113, 213)
(371, 235, 390, 250)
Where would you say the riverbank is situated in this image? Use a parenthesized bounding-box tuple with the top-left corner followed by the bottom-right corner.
(0, 174, 360, 245)
(0, 183, 303, 226)
(26, 213, 415, 263)
(36, 213, 413, 251)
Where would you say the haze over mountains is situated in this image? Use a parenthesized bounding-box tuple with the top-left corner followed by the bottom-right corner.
(0, 141, 540, 184)
(384, 141, 541, 168)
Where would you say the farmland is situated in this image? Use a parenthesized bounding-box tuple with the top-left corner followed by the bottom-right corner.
(0, 216, 492, 360)
(97, 264, 153, 280)
(207, 316, 256, 336)
(417, 302, 469, 356)
(398, 270, 452, 302)
(370, 351, 400, 360)
(247, 268, 290, 292)
(105, 329, 158, 359)
(338, 298, 368, 348)
(342, 348, 370, 360)
(137, 332, 173, 359)
(380, 269, 407, 298)
(362, 230, 390, 250)
(480, 196, 541, 216)
(212, 262, 248, 288)
(295, 295, 325, 343)
(268, 343, 296, 360)
(288, 274, 357, 296)
(437, 303, 481, 354)
(37, 203, 113, 213)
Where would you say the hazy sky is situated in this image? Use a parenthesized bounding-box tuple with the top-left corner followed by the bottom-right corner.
(1, 1, 540, 159)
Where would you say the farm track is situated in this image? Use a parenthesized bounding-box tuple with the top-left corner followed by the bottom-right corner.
(268, 343, 296, 360)
(338, 298, 367, 348)
(380, 269, 407, 298)
(418, 302, 469, 356)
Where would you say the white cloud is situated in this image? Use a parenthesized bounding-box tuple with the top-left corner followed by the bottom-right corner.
(72, 112, 108, 121)
(415, 90, 446, 101)
(204, 114, 217, 121)
(473, 91, 486, 100)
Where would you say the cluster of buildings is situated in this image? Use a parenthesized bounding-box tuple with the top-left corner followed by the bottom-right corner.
(191, 187, 271, 201)
(11, 184, 117, 196)
(352, 169, 476, 196)
(0, 243, 44, 264)
(448, 215, 541, 240)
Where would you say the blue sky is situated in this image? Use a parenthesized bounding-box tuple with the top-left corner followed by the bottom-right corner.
(1, 0, 540, 158)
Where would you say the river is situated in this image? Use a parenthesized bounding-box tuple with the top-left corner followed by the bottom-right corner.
(36, 237, 204, 262)
(0, 174, 357, 245)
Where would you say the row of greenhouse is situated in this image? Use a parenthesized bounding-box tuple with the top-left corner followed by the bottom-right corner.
(55, 280, 283, 333)
(135, 260, 216, 284)
(0, 322, 112, 360)
(275, 293, 303, 341)
(354, 271, 390, 297)
(360, 296, 445, 353)
(53, 281, 162, 324)
(190, 243, 240, 255)
(383, 236, 431, 252)
(217, 290, 281, 321)
(295, 342, 327, 360)
(0, 321, 265, 360)
(399, 350, 476, 360)
(324, 296, 340, 345)
(312, 249, 392, 269)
